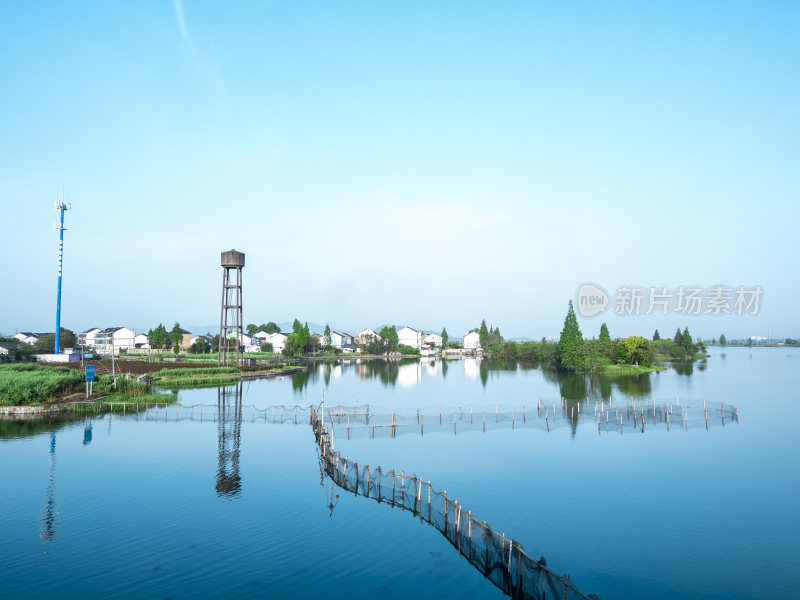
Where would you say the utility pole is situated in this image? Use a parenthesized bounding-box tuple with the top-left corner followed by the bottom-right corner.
(53, 196, 72, 354)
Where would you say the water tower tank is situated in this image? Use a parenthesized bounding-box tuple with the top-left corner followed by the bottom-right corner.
(221, 249, 245, 268)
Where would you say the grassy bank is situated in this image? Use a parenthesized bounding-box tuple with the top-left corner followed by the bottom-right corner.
(0, 364, 84, 406)
(150, 367, 241, 388)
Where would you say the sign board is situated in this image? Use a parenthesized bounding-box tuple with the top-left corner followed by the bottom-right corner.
(85, 365, 95, 382)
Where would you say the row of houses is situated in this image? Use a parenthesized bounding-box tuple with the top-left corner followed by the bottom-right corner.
(11, 324, 483, 356)
(238, 326, 480, 354)
(77, 327, 194, 354)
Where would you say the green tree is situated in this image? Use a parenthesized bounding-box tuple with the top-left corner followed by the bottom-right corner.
(282, 334, 300, 357)
(148, 324, 168, 349)
(264, 321, 280, 334)
(379, 326, 399, 350)
(599, 323, 611, 342)
(719, 334, 727, 346)
(673, 327, 683, 345)
(35, 328, 77, 352)
(323, 324, 331, 349)
(246, 324, 258, 336)
(260, 342, 274, 353)
(653, 329, 660, 341)
(746, 337, 753, 347)
(441, 327, 449, 348)
(479, 319, 489, 350)
(195, 337, 208, 354)
(681, 327, 694, 352)
(621, 336, 650, 366)
(170, 323, 184, 351)
(558, 300, 584, 371)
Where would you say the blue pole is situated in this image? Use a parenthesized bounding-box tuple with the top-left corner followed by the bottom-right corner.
(54, 203, 65, 354)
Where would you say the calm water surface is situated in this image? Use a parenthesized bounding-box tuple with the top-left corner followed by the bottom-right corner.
(1, 347, 798, 599)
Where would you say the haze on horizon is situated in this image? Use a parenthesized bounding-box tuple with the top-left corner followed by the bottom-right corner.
(1, 2, 798, 341)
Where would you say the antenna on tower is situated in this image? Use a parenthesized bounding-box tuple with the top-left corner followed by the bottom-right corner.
(53, 194, 73, 354)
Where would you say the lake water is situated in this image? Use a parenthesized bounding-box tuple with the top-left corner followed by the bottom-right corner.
(1, 347, 798, 599)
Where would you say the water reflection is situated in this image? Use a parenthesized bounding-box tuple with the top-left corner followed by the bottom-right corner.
(40, 433, 58, 541)
(216, 382, 243, 498)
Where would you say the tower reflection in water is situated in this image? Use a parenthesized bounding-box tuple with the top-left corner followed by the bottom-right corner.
(216, 382, 243, 498)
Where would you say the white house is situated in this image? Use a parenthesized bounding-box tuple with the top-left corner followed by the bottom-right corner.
(0, 341, 21, 355)
(78, 328, 101, 347)
(423, 333, 443, 347)
(355, 329, 381, 346)
(134, 333, 150, 349)
(264, 332, 288, 354)
(95, 327, 136, 354)
(463, 331, 481, 350)
(330, 331, 355, 349)
(397, 326, 422, 349)
(13, 332, 42, 346)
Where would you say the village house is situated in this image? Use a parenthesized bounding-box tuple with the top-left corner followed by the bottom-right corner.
(78, 327, 101, 347)
(134, 333, 150, 349)
(355, 329, 381, 346)
(397, 326, 422, 349)
(463, 331, 481, 350)
(263, 332, 288, 354)
(95, 327, 136, 354)
(330, 331, 357, 353)
(422, 333, 443, 347)
(0, 341, 22, 356)
(13, 332, 43, 346)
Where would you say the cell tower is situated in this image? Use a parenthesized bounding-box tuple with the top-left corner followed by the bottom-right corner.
(218, 249, 245, 367)
(54, 196, 72, 354)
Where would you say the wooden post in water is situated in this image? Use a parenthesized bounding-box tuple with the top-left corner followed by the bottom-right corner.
(377, 466, 382, 503)
(468, 509, 472, 556)
(427, 481, 432, 523)
(391, 469, 396, 505)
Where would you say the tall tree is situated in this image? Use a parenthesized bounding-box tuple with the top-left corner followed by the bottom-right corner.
(599, 323, 611, 342)
(264, 321, 280, 334)
(719, 333, 727, 346)
(558, 301, 584, 371)
(673, 327, 683, 345)
(479, 319, 489, 349)
(681, 327, 694, 352)
(323, 324, 331, 349)
(246, 324, 258, 336)
(379, 325, 399, 350)
(149, 323, 167, 349)
(171, 323, 184, 350)
(441, 327, 449, 348)
(653, 329, 660, 341)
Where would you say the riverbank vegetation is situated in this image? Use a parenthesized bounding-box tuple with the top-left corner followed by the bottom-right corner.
(150, 367, 240, 388)
(0, 364, 84, 405)
(482, 302, 705, 374)
(0, 364, 176, 406)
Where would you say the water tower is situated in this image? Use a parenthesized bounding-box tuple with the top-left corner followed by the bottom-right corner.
(218, 249, 245, 367)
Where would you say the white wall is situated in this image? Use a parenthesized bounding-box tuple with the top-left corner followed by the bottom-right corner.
(397, 327, 422, 348)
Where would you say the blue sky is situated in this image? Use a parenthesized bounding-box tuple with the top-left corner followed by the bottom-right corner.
(1, 1, 798, 339)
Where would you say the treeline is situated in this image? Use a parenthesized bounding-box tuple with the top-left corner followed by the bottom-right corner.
(484, 302, 705, 372)
(551, 301, 704, 372)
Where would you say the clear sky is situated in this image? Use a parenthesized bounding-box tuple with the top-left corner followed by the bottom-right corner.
(1, 1, 798, 340)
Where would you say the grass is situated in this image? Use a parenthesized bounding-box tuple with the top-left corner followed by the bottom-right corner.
(151, 366, 240, 387)
(0, 364, 85, 406)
